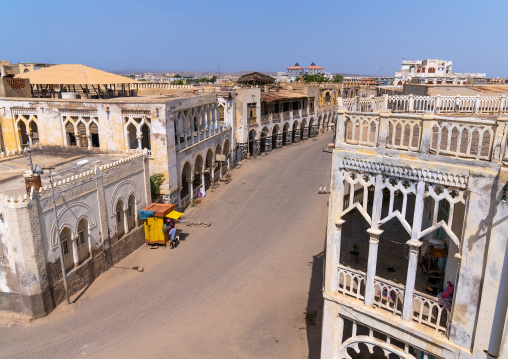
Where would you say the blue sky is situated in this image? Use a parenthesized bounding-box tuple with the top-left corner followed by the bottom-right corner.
(4, 0, 507, 76)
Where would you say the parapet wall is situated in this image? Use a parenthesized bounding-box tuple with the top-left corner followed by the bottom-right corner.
(0, 150, 151, 319)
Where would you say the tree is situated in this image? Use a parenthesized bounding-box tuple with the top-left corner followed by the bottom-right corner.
(332, 74, 344, 83)
(150, 173, 165, 200)
(303, 73, 328, 83)
(174, 74, 182, 78)
(172, 80, 184, 85)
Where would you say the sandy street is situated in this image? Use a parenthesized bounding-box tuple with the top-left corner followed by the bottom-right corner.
(0, 132, 333, 359)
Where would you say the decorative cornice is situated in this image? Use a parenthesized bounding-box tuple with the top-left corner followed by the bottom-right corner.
(342, 157, 467, 188)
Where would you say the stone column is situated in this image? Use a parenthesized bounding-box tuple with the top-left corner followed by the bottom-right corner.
(324, 157, 345, 293)
(276, 134, 283, 148)
(364, 173, 384, 306)
(137, 136, 142, 150)
(201, 173, 205, 190)
(402, 180, 425, 320)
(72, 237, 79, 268)
(364, 232, 381, 306)
(86, 135, 92, 149)
(123, 206, 129, 234)
(188, 180, 193, 199)
(321, 299, 343, 359)
(402, 241, 422, 320)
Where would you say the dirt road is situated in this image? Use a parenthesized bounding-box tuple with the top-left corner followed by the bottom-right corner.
(0, 133, 333, 359)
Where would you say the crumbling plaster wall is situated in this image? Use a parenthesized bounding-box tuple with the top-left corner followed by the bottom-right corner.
(235, 87, 260, 144)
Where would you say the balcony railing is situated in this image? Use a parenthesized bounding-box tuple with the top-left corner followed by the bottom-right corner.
(292, 109, 299, 118)
(337, 265, 365, 300)
(336, 265, 451, 335)
(374, 277, 405, 316)
(340, 112, 507, 163)
(412, 292, 450, 333)
(261, 114, 270, 123)
(342, 94, 508, 115)
(283, 111, 290, 119)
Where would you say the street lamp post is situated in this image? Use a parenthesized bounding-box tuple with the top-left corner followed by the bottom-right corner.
(34, 159, 90, 305)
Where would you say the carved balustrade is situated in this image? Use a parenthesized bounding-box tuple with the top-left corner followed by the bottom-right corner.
(373, 277, 405, 316)
(338, 112, 508, 163)
(412, 291, 450, 334)
(337, 265, 366, 301)
(346, 94, 508, 115)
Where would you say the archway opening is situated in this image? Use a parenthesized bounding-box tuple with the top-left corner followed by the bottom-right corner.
(29, 121, 38, 145)
(90, 122, 100, 147)
(248, 130, 256, 156)
(292, 121, 299, 142)
(272, 125, 279, 149)
(205, 149, 214, 190)
(60, 227, 74, 271)
(180, 162, 192, 198)
(282, 123, 289, 146)
(127, 194, 136, 230)
(116, 199, 125, 238)
(18, 121, 30, 148)
(141, 124, 151, 150)
(260, 127, 268, 153)
(194, 155, 204, 194)
(127, 123, 137, 149)
(77, 218, 90, 263)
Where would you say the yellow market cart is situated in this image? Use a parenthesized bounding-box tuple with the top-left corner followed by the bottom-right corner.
(140, 203, 177, 245)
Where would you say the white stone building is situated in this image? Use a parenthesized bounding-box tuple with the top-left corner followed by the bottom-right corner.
(286, 63, 305, 77)
(0, 90, 234, 211)
(0, 153, 151, 319)
(321, 95, 508, 358)
(306, 62, 325, 75)
(234, 73, 338, 158)
(394, 59, 486, 86)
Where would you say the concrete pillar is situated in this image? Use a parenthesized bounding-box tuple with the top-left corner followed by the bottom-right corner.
(123, 206, 129, 234)
(364, 233, 380, 306)
(320, 299, 342, 359)
(325, 156, 345, 293)
(402, 241, 422, 320)
(188, 180, 193, 199)
(72, 237, 79, 268)
(402, 180, 425, 320)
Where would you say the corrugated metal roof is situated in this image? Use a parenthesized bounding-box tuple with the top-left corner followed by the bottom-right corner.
(261, 90, 309, 103)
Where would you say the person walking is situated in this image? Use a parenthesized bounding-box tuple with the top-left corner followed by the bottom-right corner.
(168, 226, 177, 248)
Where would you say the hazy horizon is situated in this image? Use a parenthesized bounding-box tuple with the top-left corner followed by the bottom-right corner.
(4, 0, 508, 77)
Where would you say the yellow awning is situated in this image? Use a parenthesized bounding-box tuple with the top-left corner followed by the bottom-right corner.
(165, 211, 183, 220)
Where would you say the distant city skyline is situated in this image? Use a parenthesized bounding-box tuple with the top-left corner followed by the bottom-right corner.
(4, 0, 508, 77)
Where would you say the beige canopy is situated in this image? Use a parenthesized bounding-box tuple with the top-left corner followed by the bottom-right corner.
(16, 64, 137, 85)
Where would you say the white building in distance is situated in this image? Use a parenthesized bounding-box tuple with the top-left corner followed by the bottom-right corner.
(393, 59, 486, 86)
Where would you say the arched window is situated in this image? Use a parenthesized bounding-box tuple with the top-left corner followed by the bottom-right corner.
(116, 200, 125, 238)
(325, 92, 331, 104)
(127, 194, 136, 231)
(77, 218, 90, 263)
(141, 124, 151, 150)
(60, 227, 74, 271)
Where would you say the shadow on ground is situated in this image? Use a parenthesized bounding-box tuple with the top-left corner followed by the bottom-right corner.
(306, 250, 324, 359)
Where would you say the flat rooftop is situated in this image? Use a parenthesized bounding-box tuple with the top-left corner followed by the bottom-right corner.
(0, 151, 129, 198)
(0, 92, 219, 104)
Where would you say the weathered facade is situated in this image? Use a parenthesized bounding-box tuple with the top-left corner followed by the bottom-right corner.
(0, 93, 234, 210)
(235, 83, 338, 158)
(321, 95, 508, 358)
(0, 152, 150, 319)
